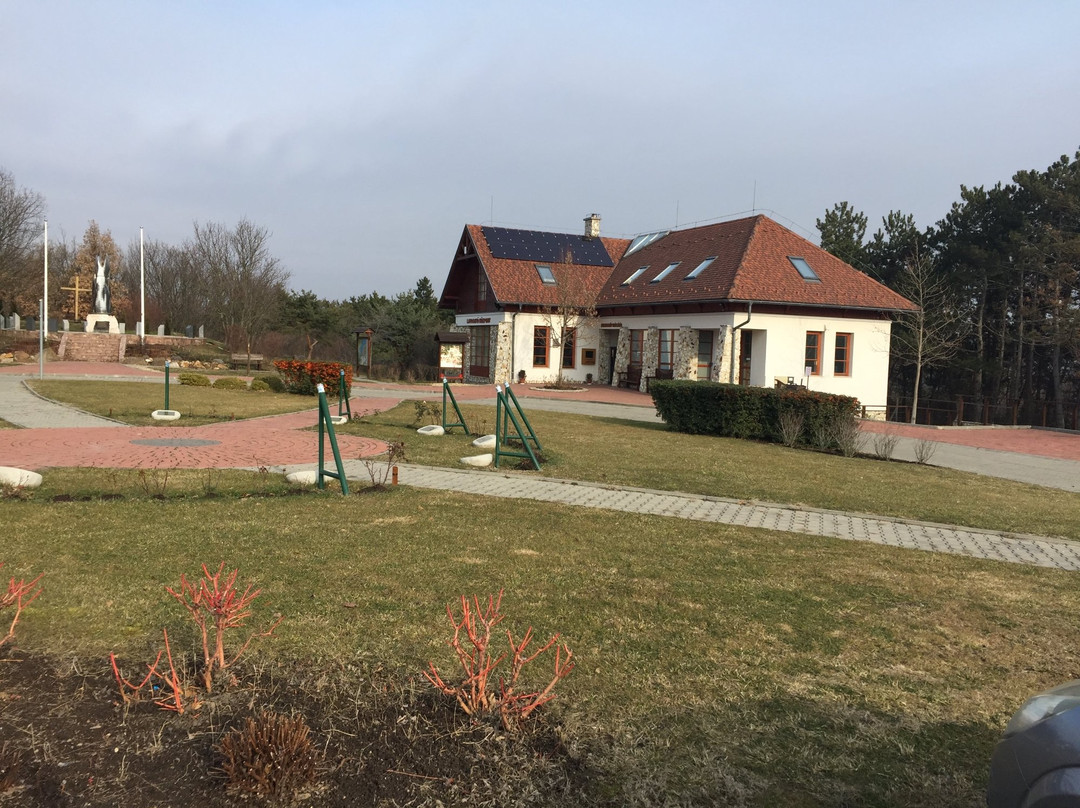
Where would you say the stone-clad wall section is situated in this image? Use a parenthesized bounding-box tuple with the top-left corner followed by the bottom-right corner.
(610, 327, 630, 386)
(640, 327, 659, 392)
(493, 322, 513, 385)
(713, 325, 731, 382)
(675, 327, 696, 379)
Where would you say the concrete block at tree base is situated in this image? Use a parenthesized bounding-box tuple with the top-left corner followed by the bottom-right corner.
(330, 415, 348, 425)
(0, 467, 43, 489)
(151, 410, 181, 421)
(459, 453, 493, 467)
(417, 425, 445, 436)
(285, 469, 319, 485)
(471, 434, 496, 449)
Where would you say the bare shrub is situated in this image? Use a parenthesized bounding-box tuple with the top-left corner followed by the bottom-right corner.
(913, 438, 938, 464)
(777, 410, 805, 448)
(872, 430, 900, 461)
(831, 415, 863, 458)
(811, 419, 834, 451)
(412, 400, 440, 426)
(218, 711, 320, 800)
(362, 441, 406, 489)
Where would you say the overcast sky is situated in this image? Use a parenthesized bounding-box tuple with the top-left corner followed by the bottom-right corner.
(3, 1, 1078, 299)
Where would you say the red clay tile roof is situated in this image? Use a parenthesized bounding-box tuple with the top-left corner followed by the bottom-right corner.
(597, 215, 916, 312)
(452, 216, 914, 313)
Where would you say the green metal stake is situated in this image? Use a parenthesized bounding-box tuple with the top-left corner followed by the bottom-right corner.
(316, 383, 349, 494)
(503, 383, 542, 452)
(164, 360, 170, 411)
(337, 369, 352, 419)
(440, 378, 470, 434)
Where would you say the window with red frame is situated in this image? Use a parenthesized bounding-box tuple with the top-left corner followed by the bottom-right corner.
(533, 326, 549, 367)
(805, 331, 823, 375)
(561, 327, 576, 369)
(834, 332, 853, 376)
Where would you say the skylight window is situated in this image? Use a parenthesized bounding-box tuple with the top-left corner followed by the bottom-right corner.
(684, 256, 717, 280)
(789, 256, 820, 281)
(651, 262, 681, 283)
(535, 264, 557, 285)
(622, 266, 649, 285)
(625, 230, 669, 257)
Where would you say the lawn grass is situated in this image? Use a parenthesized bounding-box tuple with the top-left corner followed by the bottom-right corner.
(4, 468, 1079, 806)
(28, 379, 314, 426)
(345, 401, 1080, 541)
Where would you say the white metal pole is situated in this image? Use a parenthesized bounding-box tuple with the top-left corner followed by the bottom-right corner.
(139, 226, 145, 339)
(41, 221, 48, 378)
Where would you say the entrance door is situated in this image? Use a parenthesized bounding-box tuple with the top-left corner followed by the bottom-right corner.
(608, 346, 617, 385)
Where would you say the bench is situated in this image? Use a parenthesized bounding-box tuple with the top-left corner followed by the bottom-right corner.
(230, 353, 265, 370)
(617, 367, 643, 389)
(645, 368, 674, 392)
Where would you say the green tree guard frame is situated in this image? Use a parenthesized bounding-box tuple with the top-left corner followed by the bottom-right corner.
(494, 385, 541, 470)
(316, 383, 349, 494)
(441, 378, 469, 434)
(502, 383, 542, 452)
(337, 369, 352, 419)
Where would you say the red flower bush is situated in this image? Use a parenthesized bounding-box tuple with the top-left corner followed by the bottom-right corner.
(272, 360, 352, 397)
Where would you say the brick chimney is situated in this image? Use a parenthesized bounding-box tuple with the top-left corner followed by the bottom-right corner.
(583, 213, 601, 239)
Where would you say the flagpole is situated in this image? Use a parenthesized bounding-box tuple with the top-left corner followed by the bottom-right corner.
(40, 220, 48, 379)
(139, 226, 145, 339)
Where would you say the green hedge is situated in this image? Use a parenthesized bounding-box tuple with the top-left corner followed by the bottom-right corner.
(258, 374, 286, 393)
(650, 380, 859, 443)
(178, 372, 211, 387)
(212, 376, 248, 391)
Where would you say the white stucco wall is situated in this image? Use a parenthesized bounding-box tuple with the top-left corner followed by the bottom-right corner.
(459, 310, 893, 407)
(742, 312, 893, 409)
(598, 311, 892, 409)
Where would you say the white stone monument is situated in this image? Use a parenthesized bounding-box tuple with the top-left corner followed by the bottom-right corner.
(85, 256, 120, 334)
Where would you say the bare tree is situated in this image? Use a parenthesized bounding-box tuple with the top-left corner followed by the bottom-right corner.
(892, 244, 967, 423)
(537, 249, 598, 388)
(124, 237, 210, 334)
(190, 219, 288, 358)
(0, 168, 46, 315)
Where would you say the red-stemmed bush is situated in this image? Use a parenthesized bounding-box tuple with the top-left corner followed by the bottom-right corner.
(0, 563, 43, 649)
(272, 360, 352, 397)
(425, 590, 574, 730)
(167, 562, 283, 692)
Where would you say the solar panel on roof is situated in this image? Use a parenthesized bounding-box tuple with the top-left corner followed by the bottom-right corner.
(481, 226, 614, 267)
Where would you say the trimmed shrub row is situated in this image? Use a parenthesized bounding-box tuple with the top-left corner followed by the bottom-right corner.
(272, 360, 352, 397)
(177, 373, 283, 393)
(650, 380, 859, 444)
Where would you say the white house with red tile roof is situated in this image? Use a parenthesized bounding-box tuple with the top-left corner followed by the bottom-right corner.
(438, 214, 915, 413)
